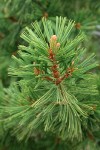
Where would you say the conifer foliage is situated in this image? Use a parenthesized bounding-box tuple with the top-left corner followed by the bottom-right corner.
(0, 17, 99, 143)
(0, 1, 100, 150)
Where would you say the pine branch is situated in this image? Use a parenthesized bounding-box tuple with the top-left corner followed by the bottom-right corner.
(0, 17, 99, 142)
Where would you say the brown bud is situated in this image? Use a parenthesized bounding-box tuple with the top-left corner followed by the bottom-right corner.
(53, 71, 59, 78)
(34, 68, 41, 75)
(75, 23, 81, 29)
(43, 12, 48, 18)
(56, 78, 62, 85)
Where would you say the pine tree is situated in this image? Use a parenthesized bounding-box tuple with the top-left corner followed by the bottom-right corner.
(0, 0, 100, 150)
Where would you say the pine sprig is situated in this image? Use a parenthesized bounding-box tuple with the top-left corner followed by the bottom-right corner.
(1, 17, 99, 141)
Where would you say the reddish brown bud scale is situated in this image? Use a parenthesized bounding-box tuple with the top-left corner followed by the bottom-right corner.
(45, 76, 53, 81)
(75, 23, 81, 29)
(48, 48, 55, 61)
(49, 49, 53, 54)
(53, 69, 59, 73)
(51, 65, 58, 73)
(49, 55, 54, 60)
(56, 78, 62, 85)
(52, 68, 57, 72)
(65, 74, 69, 78)
(34, 68, 41, 75)
(50, 53, 54, 57)
(52, 64, 58, 69)
(53, 71, 59, 78)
